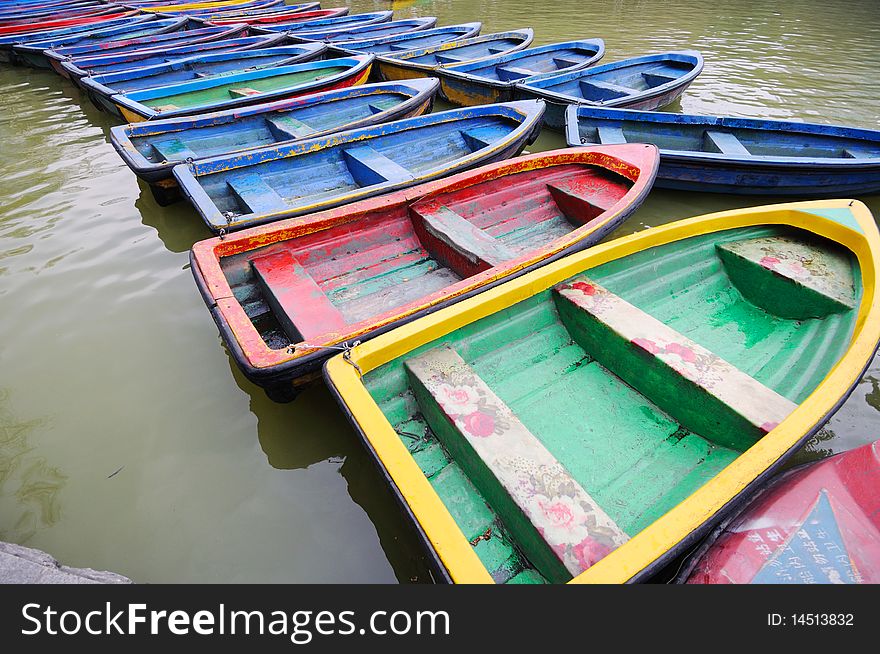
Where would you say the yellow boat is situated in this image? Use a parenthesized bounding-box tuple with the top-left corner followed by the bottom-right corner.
(324, 199, 880, 584)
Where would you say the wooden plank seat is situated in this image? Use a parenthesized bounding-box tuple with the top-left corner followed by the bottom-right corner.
(641, 71, 678, 87)
(228, 87, 261, 99)
(716, 235, 856, 319)
(404, 344, 629, 582)
(459, 127, 499, 151)
(409, 201, 515, 275)
(226, 173, 287, 215)
(552, 56, 581, 69)
(342, 145, 414, 186)
(366, 99, 399, 114)
(596, 125, 627, 144)
(434, 53, 465, 64)
(545, 180, 620, 223)
(250, 249, 347, 342)
(553, 277, 798, 451)
(842, 147, 876, 159)
(578, 79, 633, 101)
(265, 114, 317, 140)
(494, 64, 536, 82)
(150, 137, 198, 163)
(703, 130, 751, 156)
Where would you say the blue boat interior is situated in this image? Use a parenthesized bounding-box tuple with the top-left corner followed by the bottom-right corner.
(265, 13, 390, 34)
(316, 19, 436, 43)
(342, 25, 482, 54)
(52, 24, 237, 58)
(399, 35, 529, 66)
(20, 17, 175, 49)
(195, 115, 523, 218)
(129, 88, 421, 165)
(448, 43, 601, 81)
(573, 116, 880, 159)
(531, 58, 696, 100)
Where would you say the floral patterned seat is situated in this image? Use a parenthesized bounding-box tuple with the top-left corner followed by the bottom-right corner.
(554, 276, 798, 451)
(405, 344, 629, 583)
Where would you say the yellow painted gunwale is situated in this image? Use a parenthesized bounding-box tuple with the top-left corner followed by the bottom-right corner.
(324, 199, 880, 584)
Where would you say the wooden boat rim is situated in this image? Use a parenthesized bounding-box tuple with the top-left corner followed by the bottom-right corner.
(333, 22, 483, 52)
(323, 198, 880, 584)
(375, 28, 535, 69)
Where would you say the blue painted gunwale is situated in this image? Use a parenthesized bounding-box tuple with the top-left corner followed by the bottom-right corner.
(0, 14, 154, 63)
(42, 22, 249, 64)
(0, 1, 103, 21)
(110, 78, 441, 183)
(81, 43, 327, 114)
(110, 54, 375, 121)
(291, 17, 437, 43)
(60, 33, 288, 81)
(256, 11, 394, 34)
(0, 4, 117, 26)
(515, 50, 704, 129)
(172, 99, 546, 232)
(374, 29, 535, 79)
(565, 105, 880, 195)
(328, 23, 482, 56)
(438, 39, 605, 104)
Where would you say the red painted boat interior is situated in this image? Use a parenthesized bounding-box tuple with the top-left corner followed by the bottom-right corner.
(218, 162, 635, 350)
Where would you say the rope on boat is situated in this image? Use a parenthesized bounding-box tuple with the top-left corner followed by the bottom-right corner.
(288, 340, 363, 376)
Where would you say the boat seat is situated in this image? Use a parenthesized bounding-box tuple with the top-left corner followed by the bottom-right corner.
(150, 137, 198, 163)
(487, 46, 509, 54)
(703, 130, 750, 156)
(342, 145, 414, 186)
(459, 127, 498, 151)
(388, 43, 416, 51)
(228, 86, 262, 99)
(434, 53, 465, 64)
(553, 56, 581, 69)
(226, 173, 288, 215)
(546, 180, 619, 224)
(716, 235, 856, 319)
(366, 99, 399, 114)
(596, 125, 627, 144)
(265, 114, 317, 141)
(578, 79, 633, 102)
(842, 147, 875, 159)
(404, 344, 629, 583)
(553, 277, 797, 451)
(494, 65, 535, 82)
(641, 71, 678, 87)
(154, 104, 180, 113)
(409, 202, 516, 275)
(250, 249, 347, 342)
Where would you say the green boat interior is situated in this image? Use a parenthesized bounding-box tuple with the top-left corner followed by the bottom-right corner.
(361, 225, 861, 583)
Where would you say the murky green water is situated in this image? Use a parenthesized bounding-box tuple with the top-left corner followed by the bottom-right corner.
(0, 0, 878, 583)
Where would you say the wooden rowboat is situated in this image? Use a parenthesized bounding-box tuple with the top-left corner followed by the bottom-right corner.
(329, 23, 482, 57)
(108, 54, 374, 122)
(438, 40, 605, 105)
(174, 100, 545, 232)
(207, 8, 350, 25)
(292, 17, 438, 43)
(189, 144, 657, 400)
(515, 51, 704, 130)
(0, 4, 116, 28)
(258, 12, 395, 36)
(110, 78, 440, 203)
(684, 438, 880, 584)
(191, 1, 316, 20)
(323, 199, 880, 583)
(13, 16, 188, 69)
(81, 44, 327, 116)
(60, 33, 289, 83)
(0, 9, 135, 36)
(375, 29, 534, 82)
(565, 105, 880, 196)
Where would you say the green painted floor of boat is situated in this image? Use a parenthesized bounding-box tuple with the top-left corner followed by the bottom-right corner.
(362, 225, 860, 582)
(141, 67, 347, 110)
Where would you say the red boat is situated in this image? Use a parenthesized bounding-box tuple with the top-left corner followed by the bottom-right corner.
(208, 8, 349, 25)
(0, 5, 115, 27)
(0, 10, 135, 36)
(684, 439, 880, 584)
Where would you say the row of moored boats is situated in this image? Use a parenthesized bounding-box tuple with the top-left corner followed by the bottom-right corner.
(4, 0, 880, 585)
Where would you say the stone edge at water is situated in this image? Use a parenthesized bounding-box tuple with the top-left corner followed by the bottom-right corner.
(0, 542, 132, 584)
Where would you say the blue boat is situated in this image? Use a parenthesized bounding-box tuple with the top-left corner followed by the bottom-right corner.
(0, 14, 154, 64)
(43, 23, 253, 78)
(173, 100, 546, 232)
(565, 105, 880, 195)
(81, 44, 327, 115)
(258, 11, 394, 34)
(515, 51, 704, 129)
(329, 23, 482, 56)
(438, 40, 605, 105)
(60, 33, 288, 82)
(109, 78, 441, 203)
(108, 54, 374, 122)
(293, 17, 437, 43)
(374, 29, 535, 81)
